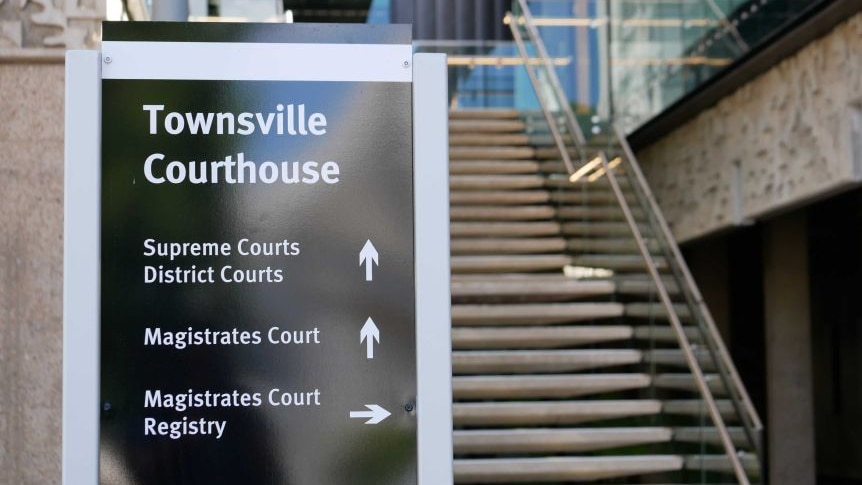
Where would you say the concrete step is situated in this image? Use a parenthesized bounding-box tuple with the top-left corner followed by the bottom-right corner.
(449, 160, 540, 175)
(537, 160, 570, 174)
(450, 174, 545, 190)
(561, 221, 648, 237)
(453, 399, 662, 427)
(450, 205, 555, 221)
(451, 237, 567, 255)
(663, 399, 738, 420)
(449, 119, 526, 134)
(451, 255, 572, 273)
(615, 276, 681, 296)
(451, 190, 551, 206)
(557, 206, 643, 221)
(450, 275, 614, 299)
(449, 133, 531, 146)
(449, 109, 519, 120)
(452, 325, 634, 349)
(452, 349, 642, 374)
(634, 325, 703, 343)
(454, 455, 684, 483)
(654, 373, 727, 395)
(451, 221, 561, 238)
(573, 254, 665, 272)
(452, 302, 624, 325)
(626, 302, 694, 322)
(567, 238, 656, 254)
(644, 349, 717, 370)
(534, 146, 582, 160)
(454, 427, 672, 455)
(450, 146, 535, 160)
(685, 454, 761, 478)
(453, 373, 651, 400)
(546, 173, 631, 189)
(549, 190, 635, 205)
(674, 426, 751, 448)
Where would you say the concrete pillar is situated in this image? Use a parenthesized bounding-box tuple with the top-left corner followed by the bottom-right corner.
(152, 0, 189, 21)
(763, 212, 816, 485)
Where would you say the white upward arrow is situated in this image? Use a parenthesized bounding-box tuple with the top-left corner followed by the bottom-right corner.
(349, 404, 391, 425)
(359, 240, 378, 282)
(360, 317, 380, 359)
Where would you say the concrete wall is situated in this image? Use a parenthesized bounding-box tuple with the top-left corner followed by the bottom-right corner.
(636, 13, 862, 242)
(0, 61, 65, 485)
(1, 2, 102, 484)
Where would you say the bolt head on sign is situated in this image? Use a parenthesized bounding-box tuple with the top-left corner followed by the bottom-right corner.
(98, 22, 416, 485)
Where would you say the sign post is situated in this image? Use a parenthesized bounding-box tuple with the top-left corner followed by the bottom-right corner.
(63, 23, 451, 485)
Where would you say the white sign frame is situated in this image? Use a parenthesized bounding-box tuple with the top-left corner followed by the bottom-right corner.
(62, 49, 452, 485)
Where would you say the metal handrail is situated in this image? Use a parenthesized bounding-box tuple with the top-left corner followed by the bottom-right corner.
(507, 3, 760, 483)
(514, 0, 587, 152)
(507, 13, 576, 175)
(599, 153, 752, 485)
(614, 123, 764, 435)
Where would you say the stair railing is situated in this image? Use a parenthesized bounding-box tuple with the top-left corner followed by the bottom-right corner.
(507, 1, 763, 483)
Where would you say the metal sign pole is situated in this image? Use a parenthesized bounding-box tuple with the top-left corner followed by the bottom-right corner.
(62, 49, 101, 485)
(413, 52, 453, 485)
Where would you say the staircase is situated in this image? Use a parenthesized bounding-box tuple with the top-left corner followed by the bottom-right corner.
(448, 109, 761, 484)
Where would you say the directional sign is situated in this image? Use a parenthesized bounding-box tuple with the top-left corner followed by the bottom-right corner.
(360, 239, 379, 281)
(361, 317, 381, 359)
(95, 22, 418, 485)
(349, 404, 392, 424)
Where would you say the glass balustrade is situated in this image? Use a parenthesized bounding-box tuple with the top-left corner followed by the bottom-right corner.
(507, 1, 765, 482)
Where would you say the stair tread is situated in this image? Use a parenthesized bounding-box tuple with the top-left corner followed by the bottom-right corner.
(453, 373, 651, 399)
(449, 109, 520, 119)
(453, 325, 634, 349)
(450, 146, 536, 160)
(451, 237, 567, 255)
(655, 373, 727, 394)
(626, 302, 694, 321)
(454, 427, 672, 454)
(453, 399, 663, 426)
(451, 190, 551, 205)
(685, 454, 761, 476)
(450, 174, 546, 190)
(451, 275, 614, 297)
(453, 349, 642, 374)
(674, 426, 752, 447)
(452, 302, 624, 325)
(451, 206, 556, 221)
(634, 325, 703, 342)
(454, 455, 684, 483)
(449, 119, 526, 133)
(572, 254, 663, 272)
(451, 221, 562, 237)
(450, 133, 531, 146)
(450, 160, 541, 175)
(452, 254, 573, 273)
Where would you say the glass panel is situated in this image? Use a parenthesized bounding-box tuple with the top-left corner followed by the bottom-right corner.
(506, 1, 766, 482)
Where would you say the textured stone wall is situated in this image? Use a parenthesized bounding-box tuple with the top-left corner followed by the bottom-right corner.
(636, 13, 862, 242)
(0, 63, 65, 485)
(1, 1, 103, 482)
(0, 0, 103, 57)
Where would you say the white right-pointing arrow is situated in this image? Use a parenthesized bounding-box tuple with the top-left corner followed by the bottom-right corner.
(349, 404, 391, 425)
(360, 317, 380, 359)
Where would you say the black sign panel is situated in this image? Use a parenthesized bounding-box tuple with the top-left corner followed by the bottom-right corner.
(100, 23, 415, 485)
